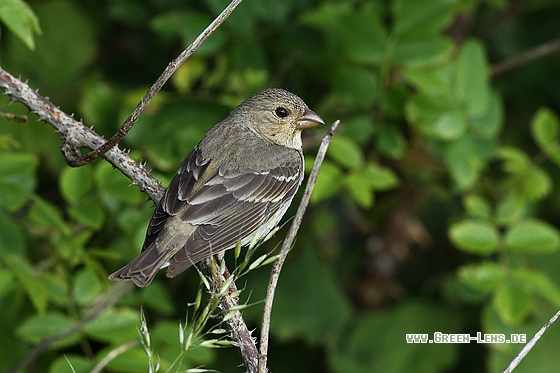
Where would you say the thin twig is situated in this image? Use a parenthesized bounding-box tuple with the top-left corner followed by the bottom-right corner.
(491, 38, 560, 76)
(258, 120, 340, 373)
(64, 0, 243, 167)
(502, 309, 560, 373)
(8, 282, 134, 373)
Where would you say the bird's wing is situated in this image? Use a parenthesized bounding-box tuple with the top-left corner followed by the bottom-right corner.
(141, 144, 303, 276)
(141, 146, 208, 252)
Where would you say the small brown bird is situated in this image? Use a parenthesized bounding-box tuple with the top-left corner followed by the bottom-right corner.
(109, 88, 324, 287)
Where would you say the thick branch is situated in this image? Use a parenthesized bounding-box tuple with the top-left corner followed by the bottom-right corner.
(0, 67, 164, 202)
(258, 120, 340, 373)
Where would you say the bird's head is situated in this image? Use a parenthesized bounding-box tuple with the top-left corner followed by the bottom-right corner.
(235, 88, 324, 149)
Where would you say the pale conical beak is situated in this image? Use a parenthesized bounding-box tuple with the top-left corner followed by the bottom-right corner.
(296, 108, 325, 130)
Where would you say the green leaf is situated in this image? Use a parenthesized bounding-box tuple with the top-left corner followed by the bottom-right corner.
(68, 198, 105, 229)
(0, 269, 15, 298)
(5, 0, 96, 90)
(469, 92, 503, 138)
(505, 219, 560, 253)
(449, 220, 500, 255)
(78, 80, 122, 133)
(104, 346, 149, 373)
(16, 311, 78, 347)
(492, 283, 532, 326)
(345, 173, 374, 208)
(522, 167, 551, 201)
(95, 162, 143, 206)
(60, 166, 94, 204)
(393, 0, 456, 36)
(49, 355, 92, 373)
(361, 163, 400, 191)
(56, 231, 91, 263)
(458, 262, 505, 293)
(495, 191, 525, 226)
(404, 63, 453, 95)
(406, 93, 466, 140)
(0, 215, 26, 255)
(530, 107, 560, 167)
(328, 136, 364, 170)
(0, 152, 38, 210)
(445, 137, 495, 190)
(336, 10, 387, 65)
(377, 125, 406, 159)
(392, 34, 453, 67)
(4, 253, 48, 314)
(72, 268, 103, 305)
(330, 65, 378, 108)
(456, 40, 491, 115)
(0, 0, 41, 50)
(341, 116, 375, 145)
(302, 2, 388, 65)
(84, 308, 139, 343)
(513, 268, 560, 307)
(308, 159, 343, 204)
(463, 194, 492, 219)
(27, 196, 70, 235)
(496, 146, 530, 174)
(140, 282, 175, 315)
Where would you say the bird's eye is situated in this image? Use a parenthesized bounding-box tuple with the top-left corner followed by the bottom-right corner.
(275, 107, 289, 118)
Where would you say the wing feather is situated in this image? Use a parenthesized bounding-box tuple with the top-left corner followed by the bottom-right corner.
(140, 142, 303, 277)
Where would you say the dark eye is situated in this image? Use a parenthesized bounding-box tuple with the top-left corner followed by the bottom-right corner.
(275, 107, 289, 118)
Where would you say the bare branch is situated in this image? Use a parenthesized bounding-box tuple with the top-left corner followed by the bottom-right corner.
(65, 0, 243, 166)
(491, 38, 560, 76)
(258, 120, 340, 373)
(0, 67, 164, 202)
(502, 309, 560, 373)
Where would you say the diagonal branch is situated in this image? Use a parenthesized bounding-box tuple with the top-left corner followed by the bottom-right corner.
(64, 0, 243, 167)
(491, 38, 560, 76)
(0, 67, 164, 202)
(502, 309, 560, 373)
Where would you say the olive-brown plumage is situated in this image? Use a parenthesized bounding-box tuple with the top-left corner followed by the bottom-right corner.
(109, 88, 324, 287)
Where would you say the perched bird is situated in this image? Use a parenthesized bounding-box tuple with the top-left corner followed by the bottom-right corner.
(109, 88, 324, 287)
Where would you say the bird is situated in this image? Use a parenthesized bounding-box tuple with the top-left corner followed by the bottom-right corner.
(109, 88, 324, 287)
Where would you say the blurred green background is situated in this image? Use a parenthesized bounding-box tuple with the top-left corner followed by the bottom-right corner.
(2, 0, 560, 372)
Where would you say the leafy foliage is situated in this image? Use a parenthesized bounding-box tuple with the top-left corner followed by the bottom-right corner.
(2, 0, 560, 372)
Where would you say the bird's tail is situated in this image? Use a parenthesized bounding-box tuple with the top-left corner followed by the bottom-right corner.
(108, 246, 169, 287)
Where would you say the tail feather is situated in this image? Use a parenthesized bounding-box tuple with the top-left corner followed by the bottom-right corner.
(108, 247, 169, 287)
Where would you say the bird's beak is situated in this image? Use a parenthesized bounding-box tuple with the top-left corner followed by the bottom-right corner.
(296, 108, 325, 130)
